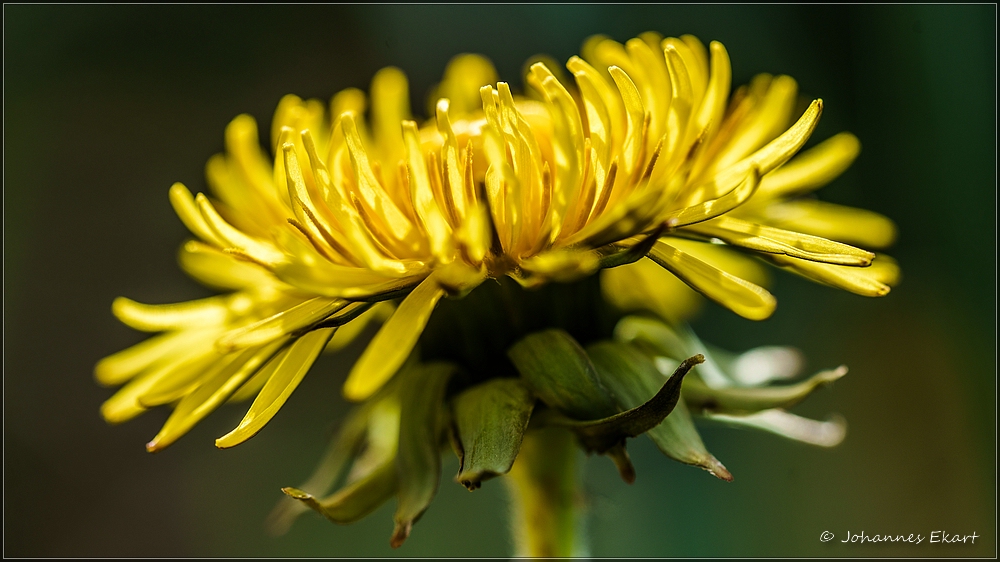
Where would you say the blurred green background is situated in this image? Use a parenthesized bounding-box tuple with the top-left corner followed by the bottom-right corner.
(4, 5, 995, 557)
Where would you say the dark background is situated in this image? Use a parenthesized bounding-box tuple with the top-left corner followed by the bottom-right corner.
(4, 5, 995, 557)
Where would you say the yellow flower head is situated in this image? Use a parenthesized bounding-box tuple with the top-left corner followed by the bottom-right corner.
(96, 33, 896, 486)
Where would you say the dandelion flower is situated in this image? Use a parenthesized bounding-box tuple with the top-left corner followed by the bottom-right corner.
(97, 32, 898, 554)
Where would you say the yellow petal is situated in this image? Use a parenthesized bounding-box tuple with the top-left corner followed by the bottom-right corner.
(435, 99, 469, 222)
(704, 99, 823, 199)
(684, 216, 875, 266)
(665, 237, 772, 288)
(608, 66, 645, 181)
(868, 253, 901, 286)
(603, 235, 772, 324)
(111, 295, 233, 332)
(271, 94, 307, 154)
(178, 240, 280, 291)
(206, 155, 264, 235)
(660, 44, 694, 163)
(341, 263, 488, 402)
(223, 115, 283, 212)
(137, 351, 227, 408)
(707, 74, 797, 176)
(100, 369, 163, 424)
(587, 36, 634, 77)
(196, 193, 286, 266)
(624, 37, 671, 143)
(324, 302, 394, 354)
(340, 113, 415, 245)
(274, 219, 427, 278)
(403, 120, 453, 261)
(209, 116, 286, 234)
(216, 297, 344, 352)
(664, 166, 760, 227)
(95, 327, 215, 386)
(767, 253, 898, 296)
(282, 139, 350, 263)
(370, 67, 410, 173)
(519, 249, 600, 284)
(580, 34, 611, 75)
(497, 82, 546, 253)
(272, 226, 427, 296)
(668, 35, 707, 102)
(146, 340, 286, 452)
(216, 328, 336, 448)
(689, 41, 731, 148)
(226, 352, 277, 404)
(99, 342, 218, 423)
(756, 132, 861, 199)
(330, 87, 366, 122)
(528, 63, 584, 237)
(567, 56, 616, 176)
(454, 201, 490, 265)
(430, 53, 498, 117)
(648, 240, 776, 321)
(752, 199, 898, 249)
(562, 187, 661, 249)
(343, 274, 443, 401)
(600, 258, 702, 323)
(275, 257, 422, 300)
(169, 183, 226, 247)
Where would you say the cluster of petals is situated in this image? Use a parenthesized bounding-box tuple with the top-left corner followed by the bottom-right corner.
(96, 32, 897, 454)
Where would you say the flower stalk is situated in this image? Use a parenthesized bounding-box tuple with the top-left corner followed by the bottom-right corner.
(505, 427, 585, 558)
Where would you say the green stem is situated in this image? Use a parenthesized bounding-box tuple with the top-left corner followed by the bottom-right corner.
(504, 427, 586, 557)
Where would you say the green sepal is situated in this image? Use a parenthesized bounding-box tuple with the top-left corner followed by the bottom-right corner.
(450, 378, 535, 490)
(613, 315, 690, 360)
(534, 354, 702, 455)
(703, 409, 847, 447)
(281, 459, 397, 524)
(391, 361, 456, 548)
(699, 342, 804, 387)
(507, 329, 618, 420)
(682, 365, 847, 414)
(587, 341, 733, 481)
(269, 376, 403, 535)
(613, 315, 736, 388)
(266, 402, 372, 535)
